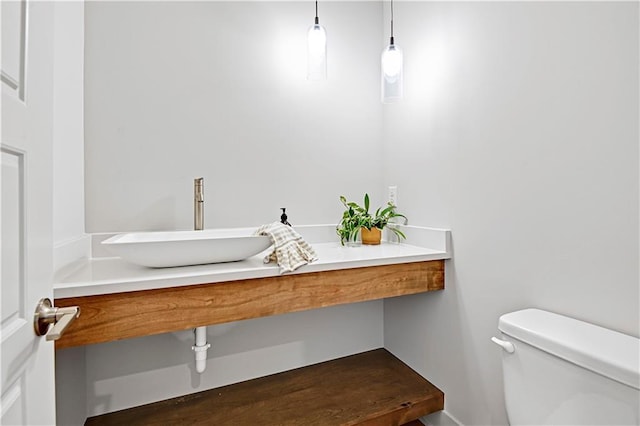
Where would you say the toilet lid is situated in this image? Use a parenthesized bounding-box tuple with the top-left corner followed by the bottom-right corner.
(499, 308, 640, 390)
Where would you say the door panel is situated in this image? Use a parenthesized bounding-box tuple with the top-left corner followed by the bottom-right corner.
(0, 0, 25, 98)
(1, 148, 23, 326)
(1, 1, 56, 425)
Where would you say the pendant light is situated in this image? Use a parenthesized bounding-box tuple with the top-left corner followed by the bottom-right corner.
(381, 0, 403, 103)
(307, 1, 327, 80)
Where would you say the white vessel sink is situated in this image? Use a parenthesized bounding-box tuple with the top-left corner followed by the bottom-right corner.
(102, 228, 272, 268)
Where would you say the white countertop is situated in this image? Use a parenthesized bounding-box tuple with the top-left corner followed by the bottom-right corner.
(54, 225, 451, 298)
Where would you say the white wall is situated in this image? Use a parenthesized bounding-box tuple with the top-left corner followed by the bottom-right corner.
(55, 346, 86, 426)
(57, 2, 387, 421)
(84, 1, 385, 232)
(52, 3, 87, 425)
(52, 1, 86, 270)
(383, 2, 639, 425)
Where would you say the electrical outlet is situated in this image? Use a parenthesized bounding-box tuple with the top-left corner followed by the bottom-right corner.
(388, 185, 398, 207)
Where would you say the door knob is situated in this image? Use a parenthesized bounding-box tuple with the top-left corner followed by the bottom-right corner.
(33, 298, 80, 341)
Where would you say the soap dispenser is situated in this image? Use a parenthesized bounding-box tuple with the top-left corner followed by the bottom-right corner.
(280, 208, 292, 226)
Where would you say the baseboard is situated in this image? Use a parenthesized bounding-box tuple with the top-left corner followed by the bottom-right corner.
(421, 410, 463, 426)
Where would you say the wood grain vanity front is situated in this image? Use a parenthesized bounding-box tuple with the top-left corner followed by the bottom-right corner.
(54, 260, 444, 349)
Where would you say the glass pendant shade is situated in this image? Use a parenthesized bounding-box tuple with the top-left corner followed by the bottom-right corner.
(381, 43, 403, 103)
(307, 23, 327, 80)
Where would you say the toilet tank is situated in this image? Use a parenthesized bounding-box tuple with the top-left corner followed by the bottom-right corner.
(497, 308, 639, 425)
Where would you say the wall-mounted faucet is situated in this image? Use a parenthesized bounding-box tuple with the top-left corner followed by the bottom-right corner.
(194, 177, 204, 230)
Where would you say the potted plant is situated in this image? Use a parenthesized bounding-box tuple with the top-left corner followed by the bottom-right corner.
(336, 193, 407, 246)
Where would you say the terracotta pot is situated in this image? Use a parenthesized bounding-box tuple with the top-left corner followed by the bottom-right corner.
(361, 227, 382, 245)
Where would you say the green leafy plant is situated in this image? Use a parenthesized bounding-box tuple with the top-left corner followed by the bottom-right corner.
(336, 193, 407, 245)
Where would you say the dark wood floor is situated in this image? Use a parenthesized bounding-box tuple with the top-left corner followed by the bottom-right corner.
(85, 349, 442, 426)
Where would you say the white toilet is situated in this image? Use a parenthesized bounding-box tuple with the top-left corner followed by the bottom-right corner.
(492, 308, 640, 425)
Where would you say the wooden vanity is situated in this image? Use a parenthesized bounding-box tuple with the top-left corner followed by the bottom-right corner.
(53, 230, 450, 425)
(55, 260, 444, 349)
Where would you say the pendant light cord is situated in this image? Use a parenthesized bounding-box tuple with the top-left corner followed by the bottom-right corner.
(390, 0, 395, 45)
(315, 1, 319, 25)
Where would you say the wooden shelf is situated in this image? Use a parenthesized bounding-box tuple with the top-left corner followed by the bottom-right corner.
(55, 260, 444, 349)
(84, 348, 443, 426)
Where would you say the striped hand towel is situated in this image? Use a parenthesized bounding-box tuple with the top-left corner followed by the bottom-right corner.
(254, 222, 318, 273)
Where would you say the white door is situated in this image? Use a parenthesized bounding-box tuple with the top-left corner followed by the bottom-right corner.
(1, 1, 56, 425)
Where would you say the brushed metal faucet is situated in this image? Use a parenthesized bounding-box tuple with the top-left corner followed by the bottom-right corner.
(194, 177, 204, 230)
